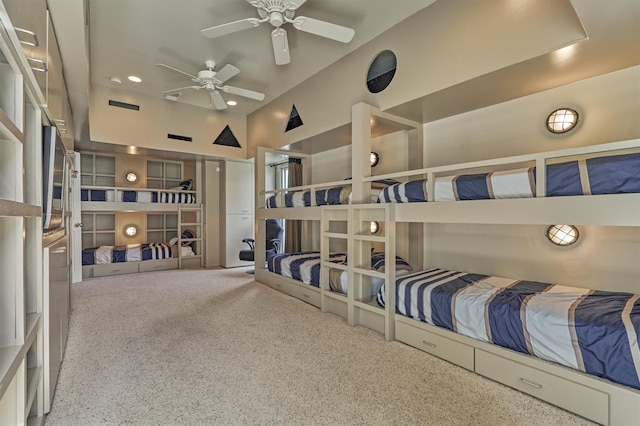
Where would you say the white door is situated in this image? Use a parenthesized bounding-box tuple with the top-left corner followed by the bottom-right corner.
(69, 151, 83, 283)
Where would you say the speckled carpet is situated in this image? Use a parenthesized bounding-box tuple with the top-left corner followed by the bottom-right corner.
(44, 268, 595, 426)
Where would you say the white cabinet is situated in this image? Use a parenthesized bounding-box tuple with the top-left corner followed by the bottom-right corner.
(223, 214, 254, 268)
(222, 161, 254, 267)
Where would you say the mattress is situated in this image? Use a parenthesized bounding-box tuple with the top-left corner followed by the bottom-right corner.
(82, 243, 173, 265)
(377, 152, 640, 203)
(377, 268, 640, 390)
(267, 251, 346, 287)
(81, 189, 196, 204)
(266, 179, 398, 208)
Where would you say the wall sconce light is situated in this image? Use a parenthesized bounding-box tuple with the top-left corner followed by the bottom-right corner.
(546, 108, 579, 134)
(547, 224, 579, 246)
(370, 221, 380, 234)
(370, 152, 380, 167)
(124, 224, 138, 237)
(125, 171, 138, 183)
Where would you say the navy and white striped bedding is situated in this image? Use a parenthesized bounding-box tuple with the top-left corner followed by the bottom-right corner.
(81, 189, 196, 204)
(378, 268, 640, 390)
(82, 243, 173, 265)
(266, 186, 351, 208)
(329, 252, 413, 297)
(267, 251, 347, 287)
(266, 179, 399, 208)
(377, 152, 640, 203)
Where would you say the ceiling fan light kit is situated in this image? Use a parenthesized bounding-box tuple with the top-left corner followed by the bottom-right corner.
(201, 0, 355, 65)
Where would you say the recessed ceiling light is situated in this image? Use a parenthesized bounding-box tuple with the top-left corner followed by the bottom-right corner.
(226, 100, 237, 106)
(128, 75, 142, 83)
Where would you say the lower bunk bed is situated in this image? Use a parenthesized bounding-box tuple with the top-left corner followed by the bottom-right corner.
(81, 242, 195, 278)
(377, 267, 640, 425)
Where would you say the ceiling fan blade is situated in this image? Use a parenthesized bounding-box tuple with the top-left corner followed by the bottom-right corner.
(156, 63, 198, 80)
(271, 28, 290, 65)
(214, 64, 240, 84)
(160, 85, 202, 94)
(210, 90, 227, 110)
(292, 16, 355, 43)
(201, 18, 262, 39)
(221, 85, 265, 101)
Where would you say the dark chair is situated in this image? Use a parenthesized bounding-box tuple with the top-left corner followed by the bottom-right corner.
(239, 219, 283, 272)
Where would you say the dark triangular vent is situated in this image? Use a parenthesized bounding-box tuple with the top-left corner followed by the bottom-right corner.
(213, 125, 241, 148)
(285, 104, 303, 132)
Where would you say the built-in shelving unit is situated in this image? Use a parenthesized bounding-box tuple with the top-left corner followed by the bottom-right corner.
(321, 204, 395, 340)
(0, 3, 46, 423)
(178, 204, 203, 269)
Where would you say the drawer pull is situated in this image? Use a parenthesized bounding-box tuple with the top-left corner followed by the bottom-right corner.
(422, 340, 437, 348)
(110, 269, 121, 273)
(303, 293, 310, 298)
(519, 378, 543, 389)
(276, 283, 281, 288)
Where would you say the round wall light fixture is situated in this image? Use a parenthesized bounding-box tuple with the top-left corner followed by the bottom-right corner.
(547, 224, 579, 246)
(370, 221, 380, 235)
(125, 171, 138, 183)
(124, 224, 139, 238)
(370, 152, 380, 167)
(546, 108, 579, 134)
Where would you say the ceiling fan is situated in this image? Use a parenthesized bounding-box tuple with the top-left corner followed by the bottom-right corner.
(156, 60, 265, 110)
(201, 0, 355, 65)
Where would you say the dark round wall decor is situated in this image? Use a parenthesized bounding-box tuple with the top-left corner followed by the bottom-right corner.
(366, 50, 397, 93)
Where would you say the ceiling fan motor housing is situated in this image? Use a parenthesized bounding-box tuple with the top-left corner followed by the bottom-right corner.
(198, 69, 217, 81)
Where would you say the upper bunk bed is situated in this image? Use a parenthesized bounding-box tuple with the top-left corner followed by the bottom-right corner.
(255, 105, 422, 221)
(81, 183, 198, 212)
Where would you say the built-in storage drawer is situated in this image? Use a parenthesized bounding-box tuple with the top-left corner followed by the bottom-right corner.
(92, 262, 138, 277)
(139, 259, 178, 272)
(395, 319, 474, 371)
(475, 349, 609, 425)
(271, 279, 321, 308)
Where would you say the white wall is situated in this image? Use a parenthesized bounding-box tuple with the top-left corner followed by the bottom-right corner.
(90, 86, 248, 160)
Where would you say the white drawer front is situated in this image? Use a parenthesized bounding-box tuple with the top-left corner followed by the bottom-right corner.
(92, 262, 138, 277)
(475, 349, 609, 425)
(396, 320, 474, 371)
(139, 259, 178, 272)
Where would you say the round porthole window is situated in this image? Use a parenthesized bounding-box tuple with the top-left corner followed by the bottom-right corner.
(366, 50, 397, 93)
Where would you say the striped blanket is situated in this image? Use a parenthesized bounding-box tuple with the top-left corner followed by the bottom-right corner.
(82, 243, 173, 265)
(378, 268, 640, 390)
(267, 252, 347, 287)
(81, 189, 196, 204)
(377, 152, 640, 203)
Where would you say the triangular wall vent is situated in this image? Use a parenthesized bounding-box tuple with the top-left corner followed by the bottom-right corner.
(213, 125, 241, 148)
(285, 104, 303, 132)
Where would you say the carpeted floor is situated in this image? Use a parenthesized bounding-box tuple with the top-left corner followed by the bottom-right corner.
(44, 268, 595, 425)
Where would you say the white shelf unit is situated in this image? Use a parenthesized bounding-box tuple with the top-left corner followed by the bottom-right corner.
(0, 3, 45, 423)
(321, 204, 395, 340)
(178, 203, 203, 269)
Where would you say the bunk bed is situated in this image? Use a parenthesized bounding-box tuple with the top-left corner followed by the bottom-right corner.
(81, 183, 203, 278)
(254, 102, 640, 425)
(366, 137, 640, 425)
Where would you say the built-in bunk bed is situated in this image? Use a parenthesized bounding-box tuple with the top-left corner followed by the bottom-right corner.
(80, 154, 203, 278)
(256, 102, 640, 425)
(255, 106, 423, 330)
(354, 103, 640, 425)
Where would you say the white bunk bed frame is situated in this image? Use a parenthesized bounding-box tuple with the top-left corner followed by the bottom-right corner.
(81, 185, 204, 278)
(254, 102, 640, 425)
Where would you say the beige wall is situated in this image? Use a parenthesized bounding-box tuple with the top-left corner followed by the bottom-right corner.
(247, 0, 587, 157)
(422, 66, 640, 166)
(89, 86, 247, 160)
